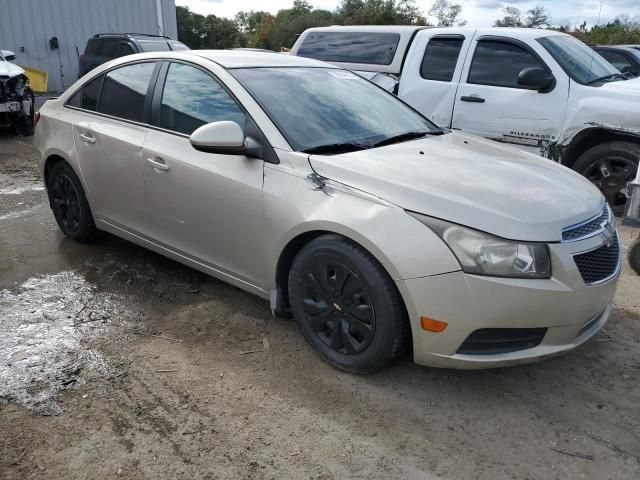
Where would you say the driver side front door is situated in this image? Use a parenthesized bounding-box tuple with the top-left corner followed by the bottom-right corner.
(141, 61, 266, 286)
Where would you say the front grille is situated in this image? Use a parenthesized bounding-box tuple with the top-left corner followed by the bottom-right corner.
(562, 205, 609, 242)
(457, 328, 547, 355)
(573, 235, 620, 285)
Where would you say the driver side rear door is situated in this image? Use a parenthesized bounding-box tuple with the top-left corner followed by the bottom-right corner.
(452, 34, 568, 152)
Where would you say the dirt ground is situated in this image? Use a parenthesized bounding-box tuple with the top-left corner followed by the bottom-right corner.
(0, 133, 639, 480)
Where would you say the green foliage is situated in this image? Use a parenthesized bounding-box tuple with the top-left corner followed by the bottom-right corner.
(176, 1, 430, 51)
(581, 16, 640, 45)
(493, 5, 550, 28)
(429, 0, 466, 27)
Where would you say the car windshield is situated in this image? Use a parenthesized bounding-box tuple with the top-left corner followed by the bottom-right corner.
(231, 67, 438, 152)
(538, 35, 622, 85)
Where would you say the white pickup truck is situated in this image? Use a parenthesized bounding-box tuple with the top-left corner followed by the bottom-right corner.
(291, 26, 640, 214)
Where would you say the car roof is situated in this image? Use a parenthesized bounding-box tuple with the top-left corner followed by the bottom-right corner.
(189, 50, 335, 69)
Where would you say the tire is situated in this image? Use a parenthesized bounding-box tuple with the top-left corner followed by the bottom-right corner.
(47, 162, 101, 242)
(630, 240, 640, 275)
(573, 141, 640, 216)
(288, 234, 408, 374)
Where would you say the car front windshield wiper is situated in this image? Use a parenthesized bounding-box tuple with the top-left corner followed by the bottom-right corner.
(371, 129, 444, 148)
(301, 142, 370, 155)
(586, 73, 627, 85)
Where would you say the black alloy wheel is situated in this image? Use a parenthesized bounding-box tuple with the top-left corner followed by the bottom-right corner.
(300, 258, 376, 355)
(48, 161, 101, 242)
(288, 234, 408, 374)
(51, 173, 82, 233)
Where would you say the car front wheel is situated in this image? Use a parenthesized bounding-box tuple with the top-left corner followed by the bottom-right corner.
(288, 234, 408, 374)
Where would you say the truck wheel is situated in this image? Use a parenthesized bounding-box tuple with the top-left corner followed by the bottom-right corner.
(573, 141, 639, 216)
(288, 234, 408, 374)
(630, 240, 640, 275)
(48, 162, 102, 242)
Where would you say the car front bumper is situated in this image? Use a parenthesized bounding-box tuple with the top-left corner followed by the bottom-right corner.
(398, 233, 620, 369)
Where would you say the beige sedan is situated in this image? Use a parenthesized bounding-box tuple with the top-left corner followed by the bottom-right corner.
(34, 51, 619, 373)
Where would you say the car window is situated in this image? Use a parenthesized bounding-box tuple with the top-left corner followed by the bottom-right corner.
(96, 39, 120, 58)
(297, 32, 401, 65)
(598, 50, 632, 72)
(67, 74, 103, 111)
(468, 40, 544, 88)
(156, 62, 245, 135)
(421, 37, 464, 82)
(137, 39, 170, 52)
(84, 39, 99, 55)
(117, 42, 136, 57)
(97, 62, 156, 122)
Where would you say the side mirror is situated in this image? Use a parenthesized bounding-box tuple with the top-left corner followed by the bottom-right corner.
(1, 50, 16, 61)
(190, 121, 262, 158)
(517, 67, 556, 93)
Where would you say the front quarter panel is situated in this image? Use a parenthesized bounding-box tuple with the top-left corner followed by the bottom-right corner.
(262, 151, 461, 289)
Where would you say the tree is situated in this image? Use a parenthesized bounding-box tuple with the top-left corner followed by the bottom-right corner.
(524, 5, 550, 28)
(429, 0, 466, 27)
(494, 4, 550, 29)
(337, 0, 427, 25)
(494, 6, 523, 27)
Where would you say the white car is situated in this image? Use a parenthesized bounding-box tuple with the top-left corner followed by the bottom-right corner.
(0, 49, 34, 134)
(34, 51, 620, 372)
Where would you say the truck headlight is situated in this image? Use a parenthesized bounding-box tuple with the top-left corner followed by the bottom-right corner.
(409, 213, 551, 279)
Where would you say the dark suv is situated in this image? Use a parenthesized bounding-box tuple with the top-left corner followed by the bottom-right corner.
(79, 33, 189, 77)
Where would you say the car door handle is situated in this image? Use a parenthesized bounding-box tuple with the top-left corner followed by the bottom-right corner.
(460, 95, 485, 103)
(79, 133, 96, 144)
(146, 157, 170, 172)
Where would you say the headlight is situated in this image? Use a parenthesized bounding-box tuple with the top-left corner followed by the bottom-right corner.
(409, 213, 551, 279)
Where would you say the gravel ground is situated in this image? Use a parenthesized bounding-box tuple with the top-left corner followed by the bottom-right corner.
(0, 134, 639, 480)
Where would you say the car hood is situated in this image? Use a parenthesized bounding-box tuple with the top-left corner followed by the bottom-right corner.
(600, 77, 640, 95)
(308, 133, 604, 242)
(0, 60, 24, 78)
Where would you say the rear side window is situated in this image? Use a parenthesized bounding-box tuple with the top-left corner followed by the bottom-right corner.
(84, 39, 99, 55)
(297, 32, 400, 65)
(420, 37, 464, 81)
(67, 74, 103, 111)
(96, 39, 120, 57)
(156, 62, 245, 135)
(137, 39, 170, 52)
(97, 62, 157, 122)
(468, 40, 544, 88)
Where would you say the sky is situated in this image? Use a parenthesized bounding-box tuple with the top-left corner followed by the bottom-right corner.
(175, 0, 640, 28)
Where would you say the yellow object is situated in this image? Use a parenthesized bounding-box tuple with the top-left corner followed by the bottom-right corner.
(19, 65, 48, 92)
(420, 316, 448, 332)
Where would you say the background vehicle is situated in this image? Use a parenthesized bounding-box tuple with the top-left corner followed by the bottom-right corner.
(292, 26, 640, 215)
(593, 45, 640, 77)
(34, 51, 619, 373)
(78, 33, 189, 77)
(0, 49, 34, 135)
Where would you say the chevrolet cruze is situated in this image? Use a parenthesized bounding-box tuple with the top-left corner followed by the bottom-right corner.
(34, 51, 620, 373)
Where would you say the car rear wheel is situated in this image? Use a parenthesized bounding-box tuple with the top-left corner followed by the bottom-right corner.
(48, 162, 101, 242)
(573, 141, 639, 216)
(288, 234, 408, 374)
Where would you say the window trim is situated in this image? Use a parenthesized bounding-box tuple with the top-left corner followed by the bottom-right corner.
(467, 36, 555, 91)
(419, 34, 466, 83)
(64, 59, 162, 127)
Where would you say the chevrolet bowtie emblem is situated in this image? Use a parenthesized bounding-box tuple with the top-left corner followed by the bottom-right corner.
(601, 222, 615, 248)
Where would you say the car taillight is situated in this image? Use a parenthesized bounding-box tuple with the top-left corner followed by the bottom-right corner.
(34, 111, 41, 127)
